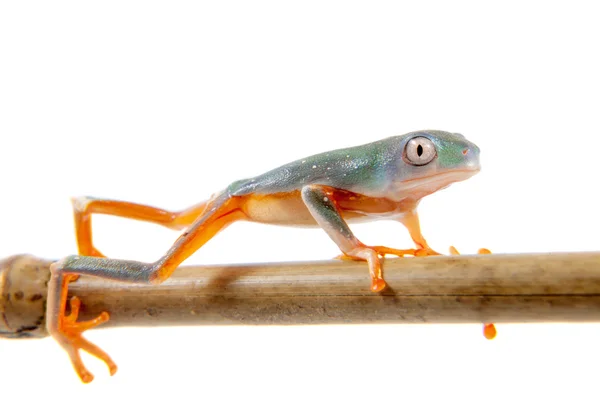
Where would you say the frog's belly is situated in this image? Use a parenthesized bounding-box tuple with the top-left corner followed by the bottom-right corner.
(241, 190, 404, 226)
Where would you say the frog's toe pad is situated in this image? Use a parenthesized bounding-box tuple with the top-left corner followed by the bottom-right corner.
(371, 278, 387, 292)
(483, 323, 497, 340)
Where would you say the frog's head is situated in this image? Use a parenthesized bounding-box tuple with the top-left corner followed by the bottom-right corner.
(392, 130, 480, 199)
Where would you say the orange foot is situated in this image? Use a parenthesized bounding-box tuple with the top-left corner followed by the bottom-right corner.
(370, 246, 444, 290)
(371, 245, 438, 258)
(335, 245, 440, 261)
(59, 295, 117, 383)
(449, 246, 496, 340)
(336, 245, 442, 292)
(337, 246, 419, 291)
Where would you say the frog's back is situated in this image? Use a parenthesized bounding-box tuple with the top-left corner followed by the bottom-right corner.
(227, 137, 402, 197)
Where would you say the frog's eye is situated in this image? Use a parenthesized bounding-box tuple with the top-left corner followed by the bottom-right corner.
(404, 137, 436, 166)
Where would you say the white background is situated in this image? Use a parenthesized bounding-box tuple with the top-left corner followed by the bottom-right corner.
(1, 1, 599, 399)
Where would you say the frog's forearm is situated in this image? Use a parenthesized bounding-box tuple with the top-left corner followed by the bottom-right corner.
(4, 252, 600, 339)
(301, 184, 387, 291)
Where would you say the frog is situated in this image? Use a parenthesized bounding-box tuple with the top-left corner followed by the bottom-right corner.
(46, 129, 481, 382)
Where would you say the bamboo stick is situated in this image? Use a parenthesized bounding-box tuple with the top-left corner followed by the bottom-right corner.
(2, 252, 600, 339)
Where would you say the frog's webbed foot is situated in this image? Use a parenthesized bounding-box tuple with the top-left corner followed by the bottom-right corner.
(370, 246, 421, 258)
(334, 245, 442, 292)
(343, 246, 388, 292)
(449, 246, 496, 340)
(335, 246, 424, 260)
(344, 245, 433, 292)
(56, 295, 116, 383)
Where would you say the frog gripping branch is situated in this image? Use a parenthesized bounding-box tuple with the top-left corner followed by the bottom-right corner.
(46, 130, 482, 382)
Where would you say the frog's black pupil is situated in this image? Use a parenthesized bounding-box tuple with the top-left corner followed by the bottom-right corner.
(417, 144, 423, 157)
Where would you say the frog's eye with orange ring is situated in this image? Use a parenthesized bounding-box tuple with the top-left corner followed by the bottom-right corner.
(403, 137, 436, 166)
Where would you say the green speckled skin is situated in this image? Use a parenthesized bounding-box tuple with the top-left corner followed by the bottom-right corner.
(228, 130, 480, 201)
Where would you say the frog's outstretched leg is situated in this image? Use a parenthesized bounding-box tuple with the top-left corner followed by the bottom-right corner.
(71, 196, 210, 257)
(47, 194, 246, 383)
(301, 184, 417, 292)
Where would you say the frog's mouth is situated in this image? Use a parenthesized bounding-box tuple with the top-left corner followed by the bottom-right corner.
(396, 168, 480, 199)
(403, 168, 480, 185)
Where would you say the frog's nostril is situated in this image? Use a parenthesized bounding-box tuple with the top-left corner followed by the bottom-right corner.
(462, 148, 469, 155)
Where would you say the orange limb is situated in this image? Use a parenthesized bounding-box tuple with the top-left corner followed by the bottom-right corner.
(398, 210, 441, 256)
(151, 207, 247, 283)
(71, 196, 209, 256)
(334, 208, 441, 266)
(50, 195, 246, 382)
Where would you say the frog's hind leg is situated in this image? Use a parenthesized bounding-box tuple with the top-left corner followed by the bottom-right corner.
(71, 196, 211, 257)
(48, 194, 247, 382)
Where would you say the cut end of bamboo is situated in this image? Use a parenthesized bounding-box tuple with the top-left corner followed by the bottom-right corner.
(0, 255, 52, 339)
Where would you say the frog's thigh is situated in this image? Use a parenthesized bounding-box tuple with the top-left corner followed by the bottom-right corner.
(242, 191, 318, 226)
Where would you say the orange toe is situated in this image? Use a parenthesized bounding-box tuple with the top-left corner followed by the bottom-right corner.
(371, 278, 387, 292)
(78, 368, 94, 384)
(448, 246, 460, 255)
(483, 323, 497, 340)
(335, 253, 360, 261)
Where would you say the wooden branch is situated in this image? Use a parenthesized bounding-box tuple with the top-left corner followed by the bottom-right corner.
(2, 252, 600, 339)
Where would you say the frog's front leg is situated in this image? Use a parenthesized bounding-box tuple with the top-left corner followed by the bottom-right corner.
(397, 209, 441, 256)
(302, 184, 416, 292)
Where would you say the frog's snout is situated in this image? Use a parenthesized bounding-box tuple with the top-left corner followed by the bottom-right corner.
(462, 143, 481, 171)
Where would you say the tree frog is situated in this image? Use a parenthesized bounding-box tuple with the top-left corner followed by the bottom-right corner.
(46, 129, 481, 382)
